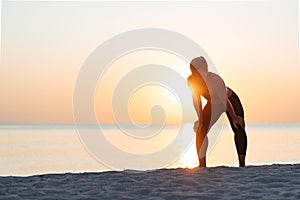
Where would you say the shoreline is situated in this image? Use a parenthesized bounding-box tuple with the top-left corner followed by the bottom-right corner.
(1, 163, 299, 178)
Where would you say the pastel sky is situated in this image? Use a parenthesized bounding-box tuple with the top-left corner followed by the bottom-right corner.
(1, 0, 299, 124)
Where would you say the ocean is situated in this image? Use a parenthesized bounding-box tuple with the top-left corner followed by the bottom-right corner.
(0, 124, 299, 176)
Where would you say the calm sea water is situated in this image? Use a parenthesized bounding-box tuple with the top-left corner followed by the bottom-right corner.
(0, 124, 299, 176)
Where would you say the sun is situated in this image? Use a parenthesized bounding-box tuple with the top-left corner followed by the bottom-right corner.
(128, 84, 182, 125)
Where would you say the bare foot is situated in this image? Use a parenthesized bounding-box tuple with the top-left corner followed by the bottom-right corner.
(238, 155, 246, 167)
(198, 157, 206, 168)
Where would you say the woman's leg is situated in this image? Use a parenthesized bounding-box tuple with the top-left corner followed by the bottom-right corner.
(232, 124, 247, 167)
(226, 89, 247, 167)
(196, 123, 209, 167)
(196, 103, 225, 167)
(195, 107, 210, 167)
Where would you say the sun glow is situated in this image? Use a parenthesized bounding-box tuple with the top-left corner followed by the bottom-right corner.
(179, 144, 199, 169)
(128, 84, 182, 125)
(95, 49, 191, 124)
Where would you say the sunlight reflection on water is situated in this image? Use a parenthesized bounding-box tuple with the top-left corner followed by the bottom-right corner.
(0, 124, 299, 176)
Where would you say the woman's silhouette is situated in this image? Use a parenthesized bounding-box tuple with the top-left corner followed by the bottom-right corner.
(187, 56, 247, 167)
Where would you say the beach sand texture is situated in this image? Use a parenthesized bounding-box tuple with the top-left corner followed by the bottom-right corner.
(1, 164, 300, 199)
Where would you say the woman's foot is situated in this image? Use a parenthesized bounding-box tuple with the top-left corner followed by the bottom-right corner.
(198, 157, 206, 167)
(238, 155, 246, 167)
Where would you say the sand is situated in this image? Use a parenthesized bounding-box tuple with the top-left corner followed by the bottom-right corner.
(1, 164, 300, 199)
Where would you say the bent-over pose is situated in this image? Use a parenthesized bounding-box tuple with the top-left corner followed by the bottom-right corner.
(187, 56, 247, 167)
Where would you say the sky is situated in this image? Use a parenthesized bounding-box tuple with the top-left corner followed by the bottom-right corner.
(1, 0, 299, 124)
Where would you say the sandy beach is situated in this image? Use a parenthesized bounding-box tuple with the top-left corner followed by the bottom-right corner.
(1, 164, 299, 199)
(1, 1, 300, 200)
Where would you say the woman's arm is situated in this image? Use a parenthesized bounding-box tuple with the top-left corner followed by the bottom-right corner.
(188, 75, 203, 127)
(192, 90, 203, 133)
(226, 98, 245, 128)
(192, 92, 202, 119)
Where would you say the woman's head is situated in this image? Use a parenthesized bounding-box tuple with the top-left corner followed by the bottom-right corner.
(190, 56, 208, 76)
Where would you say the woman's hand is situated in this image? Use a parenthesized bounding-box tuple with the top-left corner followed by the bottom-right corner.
(193, 120, 198, 132)
(193, 120, 202, 133)
(232, 116, 245, 129)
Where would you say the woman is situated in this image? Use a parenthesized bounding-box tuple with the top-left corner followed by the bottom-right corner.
(187, 56, 247, 167)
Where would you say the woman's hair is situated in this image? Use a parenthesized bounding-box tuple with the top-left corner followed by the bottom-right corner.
(190, 56, 208, 72)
